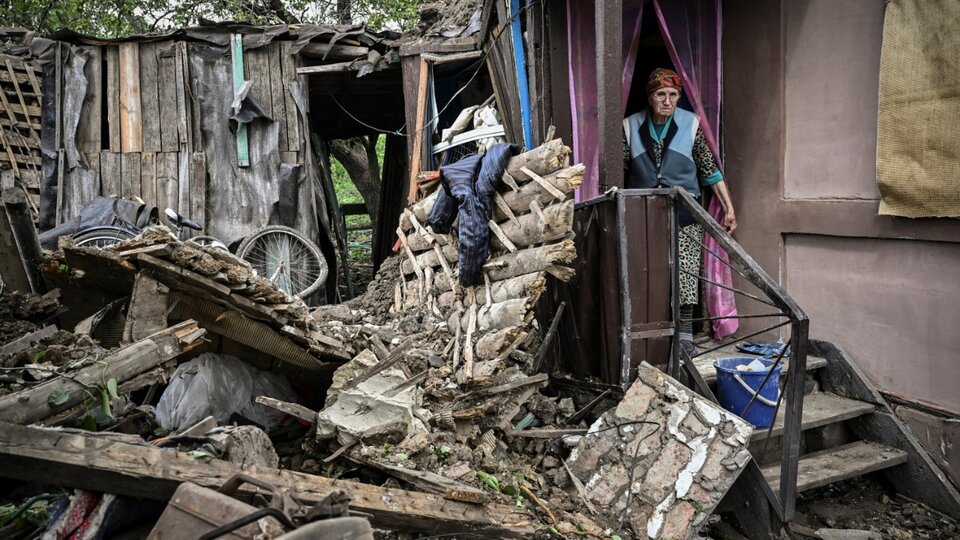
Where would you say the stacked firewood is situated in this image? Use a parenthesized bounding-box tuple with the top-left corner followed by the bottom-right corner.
(394, 139, 583, 381)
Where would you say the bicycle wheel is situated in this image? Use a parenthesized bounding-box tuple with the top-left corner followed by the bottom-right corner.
(236, 225, 328, 298)
(73, 226, 136, 248)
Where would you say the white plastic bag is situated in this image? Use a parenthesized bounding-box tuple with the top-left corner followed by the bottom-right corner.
(156, 353, 297, 432)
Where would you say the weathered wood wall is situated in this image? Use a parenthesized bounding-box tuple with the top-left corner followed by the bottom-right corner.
(56, 39, 305, 239)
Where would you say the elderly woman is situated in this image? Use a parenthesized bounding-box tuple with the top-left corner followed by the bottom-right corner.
(623, 68, 737, 356)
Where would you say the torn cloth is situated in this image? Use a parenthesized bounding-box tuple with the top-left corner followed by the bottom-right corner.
(427, 144, 518, 286)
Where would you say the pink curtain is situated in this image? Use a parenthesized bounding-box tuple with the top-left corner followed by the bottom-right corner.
(653, 0, 739, 338)
(568, 1, 644, 201)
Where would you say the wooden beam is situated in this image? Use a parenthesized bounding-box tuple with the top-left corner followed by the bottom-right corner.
(0, 423, 537, 537)
(0, 320, 204, 425)
(595, 0, 623, 189)
(406, 57, 430, 205)
(254, 396, 316, 423)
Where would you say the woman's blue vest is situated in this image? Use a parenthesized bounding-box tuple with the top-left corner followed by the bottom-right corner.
(623, 108, 700, 197)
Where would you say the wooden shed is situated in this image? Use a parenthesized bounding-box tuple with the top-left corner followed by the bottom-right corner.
(30, 23, 407, 300)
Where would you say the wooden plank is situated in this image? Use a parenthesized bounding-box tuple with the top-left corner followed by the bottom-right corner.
(254, 396, 316, 423)
(138, 253, 231, 296)
(118, 43, 142, 152)
(229, 35, 249, 167)
(762, 441, 908, 494)
(83, 152, 101, 198)
(157, 44, 179, 152)
(750, 392, 876, 442)
(120, 152, 141, 199)
(0, 321, 203, 424)
(174, 42, 190, 150)
(189, 151, 206, 231)
(76, 47, 102, 153)
(244, 45, 272, 120)
(406, 57, 430, 204)
(99, 151, 121, 197)
(0, 423, 537, 537)
(140, 151, 157, 207)
(156, 152, 178, 217)
(2, 187, 45, 293)
(267, 42, 288, 152)
(279, 41, 300, 153)
(0, 325, 57, 356)
(105, 46, 121, 151)
(138, 43, 162, 152)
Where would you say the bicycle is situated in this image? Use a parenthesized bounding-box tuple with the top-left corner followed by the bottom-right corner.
(73, 208, 328, 299)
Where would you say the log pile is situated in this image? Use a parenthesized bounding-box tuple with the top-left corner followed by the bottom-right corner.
(393, 139, 582, 379)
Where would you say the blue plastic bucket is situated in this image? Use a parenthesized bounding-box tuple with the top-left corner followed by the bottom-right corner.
(714, 357, 782, 428)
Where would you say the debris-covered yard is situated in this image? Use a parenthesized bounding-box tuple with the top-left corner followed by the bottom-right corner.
(0, 140, 759, 539)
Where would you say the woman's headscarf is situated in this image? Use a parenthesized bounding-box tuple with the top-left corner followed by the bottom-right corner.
(646, 68, 682, 95)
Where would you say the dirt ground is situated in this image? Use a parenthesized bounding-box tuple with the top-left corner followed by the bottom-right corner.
(792, 477, 957, 539)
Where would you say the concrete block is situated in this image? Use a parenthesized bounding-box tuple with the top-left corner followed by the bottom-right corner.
(567, 362, 753, 539)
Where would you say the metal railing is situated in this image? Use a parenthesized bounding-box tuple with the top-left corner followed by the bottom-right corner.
(669, 188, 809, 523)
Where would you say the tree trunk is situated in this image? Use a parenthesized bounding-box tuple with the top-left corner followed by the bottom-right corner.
(330, 136, 381, 228)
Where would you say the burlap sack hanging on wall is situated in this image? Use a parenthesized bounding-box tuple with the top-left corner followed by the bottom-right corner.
(876, 0, 960, 218)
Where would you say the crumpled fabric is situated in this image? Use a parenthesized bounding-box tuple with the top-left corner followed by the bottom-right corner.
(704, 196, 739, 339)
(427, 143, 518, 286)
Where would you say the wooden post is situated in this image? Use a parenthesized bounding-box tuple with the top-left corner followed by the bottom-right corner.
(780, 319, 808, 521)
(230, 34, 250, 167)
(595, 0, 623, 189)
(406, 57, 430, 205)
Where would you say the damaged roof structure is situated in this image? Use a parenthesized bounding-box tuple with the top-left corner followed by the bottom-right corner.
(2, 0, 960, 538)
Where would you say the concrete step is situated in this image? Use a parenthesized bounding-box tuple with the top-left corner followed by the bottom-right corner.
(692, 349, 827, 385)
(750, 392, 876, 442)
(762, 441, 909, 493)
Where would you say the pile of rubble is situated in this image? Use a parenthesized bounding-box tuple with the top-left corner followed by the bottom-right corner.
(0, 139, 756, 539)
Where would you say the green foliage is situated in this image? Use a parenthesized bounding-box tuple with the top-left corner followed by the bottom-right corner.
(477, 471, 500, 493)
(47, 387, 69, 407)
(435, 444, 452, 465)
(1, 0, 422, 38)
(0, 494, 59, 531)
(33, 349, 47, 362)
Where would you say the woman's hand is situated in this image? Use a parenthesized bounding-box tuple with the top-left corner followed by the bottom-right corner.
(722, 210, 737, 234)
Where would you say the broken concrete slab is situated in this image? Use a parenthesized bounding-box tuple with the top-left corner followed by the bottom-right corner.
(316, 365, 429, 446)
(567, 361, 753, 540)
